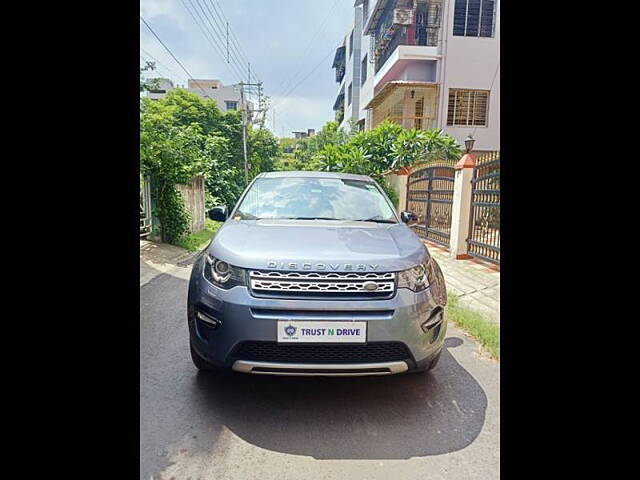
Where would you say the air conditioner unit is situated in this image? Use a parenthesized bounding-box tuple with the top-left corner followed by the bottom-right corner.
(393, 8, 414, 25)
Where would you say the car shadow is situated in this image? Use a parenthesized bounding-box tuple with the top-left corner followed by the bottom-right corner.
(190, 336, 487, 460)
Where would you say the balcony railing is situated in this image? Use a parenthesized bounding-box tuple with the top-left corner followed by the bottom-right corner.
(332, 46, 346, 83)
(375, 26, 439, 73)
(374, 116, 435, 130)
(372, 1, 442, 73)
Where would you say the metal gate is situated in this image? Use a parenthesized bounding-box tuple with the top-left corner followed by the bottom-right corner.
(140, 174, 152, 238)
(467, 152, 500, 264)
(406, 165, 455, 246)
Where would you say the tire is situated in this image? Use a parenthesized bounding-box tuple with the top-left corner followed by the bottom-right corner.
(190, 341, 216, 372)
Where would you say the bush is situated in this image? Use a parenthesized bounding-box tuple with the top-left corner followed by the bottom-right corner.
(155, 183, 191, 244)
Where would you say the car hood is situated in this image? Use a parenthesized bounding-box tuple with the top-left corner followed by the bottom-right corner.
(208, 219, 429, 272)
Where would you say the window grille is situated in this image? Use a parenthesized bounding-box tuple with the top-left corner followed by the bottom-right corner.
(453, 0, 496, 37)
(361, 55, 368, 85)
(447, 89, 489, 126)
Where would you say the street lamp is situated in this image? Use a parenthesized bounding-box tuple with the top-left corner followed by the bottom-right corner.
(464, 135, 475, 153)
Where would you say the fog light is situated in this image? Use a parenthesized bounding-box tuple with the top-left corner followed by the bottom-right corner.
(196, 310, 222, 329)
(421, 308, 443, 333)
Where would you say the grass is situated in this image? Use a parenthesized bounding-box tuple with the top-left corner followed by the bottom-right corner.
(447, 293, 500, 360)
(176, 219, 223, 252)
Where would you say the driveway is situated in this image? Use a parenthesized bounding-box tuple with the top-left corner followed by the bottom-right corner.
(140, 261, 500, 479)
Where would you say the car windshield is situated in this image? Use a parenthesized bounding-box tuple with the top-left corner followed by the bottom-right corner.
(234, 177, 398, 223)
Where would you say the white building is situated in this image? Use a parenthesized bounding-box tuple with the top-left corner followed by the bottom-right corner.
(332, 0, 500, 153)
(146, 78, 253, 115)
(145, 78, 176, 101)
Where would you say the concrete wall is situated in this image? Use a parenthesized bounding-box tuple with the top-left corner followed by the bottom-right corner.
(385, 172, 408, 213)
(338, 10, 361, 130)
(176, 176, 206, 233)
(359, 12, 375, 129)
(147, 78, 253, 113)
(437, 0, 500, 151)
(398, 61, 437, 82)
(187, 80, 253, 113)
(346, 0, 499, 152)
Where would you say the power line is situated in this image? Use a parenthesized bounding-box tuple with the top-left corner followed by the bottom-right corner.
(268, 44, 340, 137)
(272, 43, 339, 112)
(140, 15, 214, 100)
(193, 0, 247, 81)
(181, 0, 245, 82)
(140, 48, 184, 81)
(206, 0, 251, 72)
(210, 0, 261, 83)
(273, 0, 341, 98)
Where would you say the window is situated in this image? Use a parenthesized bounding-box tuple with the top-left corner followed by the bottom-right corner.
(361, 55, 368, 85)
(225, 101, 238, 110)
(363, 0, 369, 22)
(349, 30, 354, 57)
(447, 89, 489, 126)
(235, 177, 397, 222)
(453, 0, 496, 37)
(348, 83, 353, 106)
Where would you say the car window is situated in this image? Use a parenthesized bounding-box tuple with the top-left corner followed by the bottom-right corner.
(235, 177, 397, 222)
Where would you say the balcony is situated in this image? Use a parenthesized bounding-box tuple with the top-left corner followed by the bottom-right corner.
(332, 46, 346, 84)
(365, 81, 439, 130)
(374, 24, 440, 73)
(365, 1, 444, 74)
(333, 88, 345, 123)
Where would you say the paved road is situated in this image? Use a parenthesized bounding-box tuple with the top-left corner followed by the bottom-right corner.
(140, 264, 500, 480)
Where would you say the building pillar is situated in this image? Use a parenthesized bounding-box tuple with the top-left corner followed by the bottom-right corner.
(396, 170, 408, 213)
(402, 89, 413, 129)
(449, 153, 477, 259)
(385, 171, 409, 213)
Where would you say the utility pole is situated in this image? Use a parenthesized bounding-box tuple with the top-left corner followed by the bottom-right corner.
(239, 79, 267, 183)
(240, 82, 249, 184)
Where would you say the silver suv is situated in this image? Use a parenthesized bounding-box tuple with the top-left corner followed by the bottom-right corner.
(187, 171, 447, 376)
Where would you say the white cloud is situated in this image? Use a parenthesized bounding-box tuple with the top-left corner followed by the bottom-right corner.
(140, 0, 354, 137)
(266, 95, 337, 137)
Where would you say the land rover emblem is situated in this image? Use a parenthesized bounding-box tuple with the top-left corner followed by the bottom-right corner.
(363, 281, 378, 292)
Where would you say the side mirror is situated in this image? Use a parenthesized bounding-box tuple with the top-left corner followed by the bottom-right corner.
(400, 211, 417, 224)
(208, 206, 228, 222)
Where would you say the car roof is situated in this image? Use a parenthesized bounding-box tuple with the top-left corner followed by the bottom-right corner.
(256, 171, 375, 182)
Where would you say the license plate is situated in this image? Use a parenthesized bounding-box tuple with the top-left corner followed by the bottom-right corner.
(277, 321, 367, 343)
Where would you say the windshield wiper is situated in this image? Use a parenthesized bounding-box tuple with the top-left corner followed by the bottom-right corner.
(286, 216, 342, 220)
(354, 217, 397, 224)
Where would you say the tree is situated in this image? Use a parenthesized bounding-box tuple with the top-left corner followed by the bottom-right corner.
(140, 63, 159, 93)
(248, 127, 280, 179)
(306, 121, 463, 207)
(140, 116, 211, 243)
(140, 89, 281, 242)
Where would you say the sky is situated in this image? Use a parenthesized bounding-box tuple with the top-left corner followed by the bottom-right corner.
(140, 0, 356, 137)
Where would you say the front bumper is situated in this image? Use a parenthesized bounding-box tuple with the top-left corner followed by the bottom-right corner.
(231, 360, 409, 376)
(187, 257, 447, 375)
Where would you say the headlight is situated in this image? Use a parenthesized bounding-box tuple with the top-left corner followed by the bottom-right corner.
(398, 258, 437, 292)
(203, 253, 246, 289)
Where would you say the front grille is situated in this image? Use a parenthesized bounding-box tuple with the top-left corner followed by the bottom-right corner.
(231, 341, 412, 364)
(249, 270, 396, 299)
